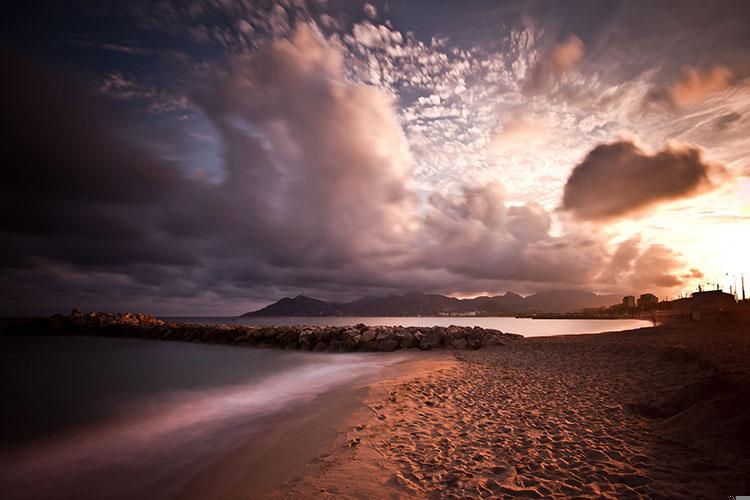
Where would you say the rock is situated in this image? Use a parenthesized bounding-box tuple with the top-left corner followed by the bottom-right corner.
(376, 328, 395, 341)
(466, 329, 485, 350)
(344, 328, 360, 340)
(359, 339, 379, 352)
(322, 340, 337, 351)
(376, 339, 399, 352)
(447, 334, 468, 350)
(394, 329, 416, 348)
(11, 310, 517, 353)
(482, 330, 505, 345)
(279, 329, 300, 349)
(360, 328, 378, 343)
(312, 340, 328, 351)
(298, 330, 315, 350)
(419, 330, 443, 350)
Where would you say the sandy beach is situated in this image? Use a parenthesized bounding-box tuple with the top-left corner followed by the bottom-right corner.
(212, 321, 750, 499)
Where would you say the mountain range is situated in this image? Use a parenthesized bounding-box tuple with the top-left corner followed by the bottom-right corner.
(242, 290, 622, 317)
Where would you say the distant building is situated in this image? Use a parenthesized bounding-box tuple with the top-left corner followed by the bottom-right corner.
(637, 293, 658, 309)
(438, 311, 478, 317)
(691, 290, 735, 313)
(622, 296, 636, 308)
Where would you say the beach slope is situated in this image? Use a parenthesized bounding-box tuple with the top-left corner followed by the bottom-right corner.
(249, 322, 749, 498)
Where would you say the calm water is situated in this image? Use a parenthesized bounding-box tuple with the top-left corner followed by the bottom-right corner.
(163, 316, 651, 337)
(0, 335, 401, 500)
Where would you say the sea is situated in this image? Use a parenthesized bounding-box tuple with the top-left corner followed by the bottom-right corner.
(162, 315, 651, 337)
(0, 317, 648, 499)
(0, 334, 402, 500)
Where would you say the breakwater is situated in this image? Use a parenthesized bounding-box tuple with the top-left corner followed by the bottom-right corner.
(4, 310, 521, 352)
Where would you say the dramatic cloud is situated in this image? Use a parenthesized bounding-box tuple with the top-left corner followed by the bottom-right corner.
(561, 139, 728, 221)
(418, 184, 603, 286)
(526, 34, 584, 94)
(192, 24, 416, 264)
(598, 237, 686, 291)
(8, 5, 729, 314)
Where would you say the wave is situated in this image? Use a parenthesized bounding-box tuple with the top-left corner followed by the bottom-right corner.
(0, 351, 403, 499)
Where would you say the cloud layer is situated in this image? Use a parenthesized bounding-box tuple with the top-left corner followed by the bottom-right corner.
(561, 139, 728, 221)
(2, 17, 710, 314)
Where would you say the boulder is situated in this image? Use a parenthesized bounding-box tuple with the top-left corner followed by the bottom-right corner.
(360, 328, 378, 343)
(482, 330, 506, 346)
(10, 310, 519, 353)
(312, 340, 328, 351)
(279, 329, 300, 349)
(344, 328, 361, 344)
(298, 330, 315, 350)
(394, 329, 416, 348)
(447, 334, 468, 350)
(327, 339, 343, 351)
(419, 330, 444, 350)
(377, 338, 399, 352)
(359, 339, 379, 352)
(466, 329, 485, 350)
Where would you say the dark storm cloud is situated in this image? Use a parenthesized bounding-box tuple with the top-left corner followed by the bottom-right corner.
(1, 35, 426, 313)
(0, 49, 196, 269)
(561, 139, 728, 221)
(2, 51, 182, 204)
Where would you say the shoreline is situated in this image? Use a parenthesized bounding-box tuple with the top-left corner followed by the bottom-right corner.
(172, 351, 453, 499)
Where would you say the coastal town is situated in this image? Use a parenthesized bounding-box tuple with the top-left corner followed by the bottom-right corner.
(575, 283, 750, 323)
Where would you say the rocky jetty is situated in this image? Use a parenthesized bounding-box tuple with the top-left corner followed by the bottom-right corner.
(3, 309, 521, 352)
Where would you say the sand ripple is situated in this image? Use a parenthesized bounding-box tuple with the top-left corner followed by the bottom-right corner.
(347, 323, 750, 498)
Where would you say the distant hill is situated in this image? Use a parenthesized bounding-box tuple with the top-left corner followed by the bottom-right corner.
(343, 291, 462, 316)
(525, 290, 621, 314)
(246, 295, 342, 317)
(242, 290, 621, 317)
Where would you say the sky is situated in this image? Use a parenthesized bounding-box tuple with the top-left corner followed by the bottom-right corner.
(2, 0, 749, 315)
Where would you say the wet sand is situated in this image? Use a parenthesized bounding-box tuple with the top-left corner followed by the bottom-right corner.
(166, 353, 448, 499)
(215, 322, 750, 498)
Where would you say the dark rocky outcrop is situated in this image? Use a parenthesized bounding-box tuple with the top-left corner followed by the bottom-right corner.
(3, 310, 522, 352)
